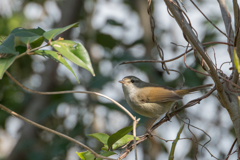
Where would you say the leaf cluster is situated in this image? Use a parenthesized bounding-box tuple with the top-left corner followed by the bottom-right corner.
(0, 22, 95, 83)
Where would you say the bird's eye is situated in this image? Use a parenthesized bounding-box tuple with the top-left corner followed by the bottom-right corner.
(131, 79, 135, 83)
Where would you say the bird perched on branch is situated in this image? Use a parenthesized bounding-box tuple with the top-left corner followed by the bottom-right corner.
(119, 76, 212, 118)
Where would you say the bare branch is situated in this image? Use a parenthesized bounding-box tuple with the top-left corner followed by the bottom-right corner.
(150, 86, 216, 132)
(226, 138, 237, 160)
(164, 0, 224, 88)
(0, 104, 116, 160)
(233, 0, 240, 84)
(147, 0, 170, 74)
(153, 136, 220, 160)
(5, 71, 136, 121)
(184, 51, 210, 76)
(120, 41, 233, 65)
(190, 0, 232, 42)
(118, 86, 215, 159)
(217, 0, 238, 83)
(120, 48, 193, 65)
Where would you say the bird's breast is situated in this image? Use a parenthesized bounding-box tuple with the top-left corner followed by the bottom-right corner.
(126, 92, 172, 118)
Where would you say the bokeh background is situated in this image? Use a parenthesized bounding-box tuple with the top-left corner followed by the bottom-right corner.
(0, 0, 238, 159)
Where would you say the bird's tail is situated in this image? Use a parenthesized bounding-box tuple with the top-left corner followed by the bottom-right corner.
(175, 84, 213, 96)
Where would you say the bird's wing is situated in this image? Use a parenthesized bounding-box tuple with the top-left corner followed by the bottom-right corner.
(137, 87, 182, 103)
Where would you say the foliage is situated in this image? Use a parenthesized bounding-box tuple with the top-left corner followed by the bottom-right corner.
(0, 22, 94, 82)
(78, 125, 139, 159)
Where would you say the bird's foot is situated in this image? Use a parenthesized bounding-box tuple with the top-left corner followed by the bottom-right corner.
(146, 129, 153, 137)
(165, 111, 172, 121)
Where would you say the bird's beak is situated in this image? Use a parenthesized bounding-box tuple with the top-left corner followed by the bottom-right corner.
(118, 80, 124, 84)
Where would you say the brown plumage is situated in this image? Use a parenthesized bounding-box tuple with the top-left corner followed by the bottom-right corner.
(119, 76, 212, 118)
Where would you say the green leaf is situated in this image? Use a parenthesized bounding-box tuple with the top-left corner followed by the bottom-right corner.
(76, 151, 95, 160)
(30, 36, 44, 49)
(11, 27, 45, 45)
(88, 133, 109, 145)
(0, 34, 18, 58)
(112, 135, 139, 150)
(107, 125, 137, 149)
(96, 151, 116, 160)
(15, 46, 27, 54)
(34, 50, 80, 83)
(233, 49, 240, 73)
(101, 144, 109, 151)
(52, 40, 95, 76)
(76, 150, 116, 160)
(0, 55, 18, 79)
(43, 22, 79, 40)
(11, 27, 45, 37)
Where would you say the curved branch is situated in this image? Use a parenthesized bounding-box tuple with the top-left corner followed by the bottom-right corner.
(164, 0, 232, 115)
(233, 0, 240, 84)
(118, 86, 215, 159)
(0, 104, 116, 160)
(120, 48, 193, 65)
(120, 41, 233, 66)
(190, 0, 232, 42)
(16, 44, 49, 59)
(218, 0, 238, 85)
(5, 71, 135, 121)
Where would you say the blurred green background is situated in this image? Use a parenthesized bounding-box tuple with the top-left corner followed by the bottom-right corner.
(0, 0, 236, 159)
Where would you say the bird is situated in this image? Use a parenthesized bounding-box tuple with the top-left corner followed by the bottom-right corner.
(119, 76, 212, 118)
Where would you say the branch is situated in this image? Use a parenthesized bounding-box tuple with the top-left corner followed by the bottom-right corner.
(0, 104, 116, 160)
(190, 0, 232, 42)
(118, 86, 215, 159)
(16, 44, 49, 59)
(233, 0, 240, 84)
(147, 0, 170, 74)
(164, 0, 214, 73)
(164, 0, 232, 113)
(218, 2, 240, 158)
(226, 138, 237, 160)
(169, 123, 184, 160)
(217, 0, 238, 84)
(120, 41, 233, 65)
(5, 71, 136, 121)
(150, 86, 216, 132)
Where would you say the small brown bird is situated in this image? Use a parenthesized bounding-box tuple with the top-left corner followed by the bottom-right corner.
(119, 76, 212, 118)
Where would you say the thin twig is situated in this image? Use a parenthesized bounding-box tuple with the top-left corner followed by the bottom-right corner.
(147, 0, 169, 74)
(120, 41, 233, 66)
(184, 52, 210, 76)
(120, 48, 193, 65)
(150, 86, 216, 132)
(5, 71, 136, 121)
(118, 87, 215, 159)
(179, 116, 212, 156)
(16, 44, 49, 59)
(190, 0, 232, 42)
(226, 80, 240, 93)
(181, 118, 198, 159)
(226, 138, 237, 160)
(0, 104, 116, 160)
(219, 75, 240, 90)
(133, 118, 139, 160)
(167, 69, 185, 89)
(153, 135, 220, 160)
(220, 61, 231, 70)
(165, 0, 224, 97)
(212, 46, 217, 68)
